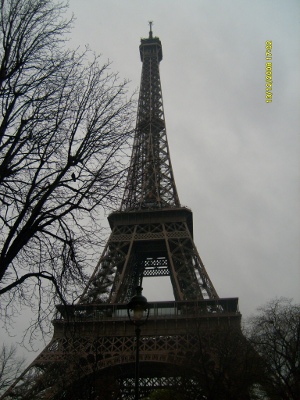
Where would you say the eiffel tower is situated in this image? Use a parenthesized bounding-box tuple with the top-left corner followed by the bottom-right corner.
(2, 25, 242, 400)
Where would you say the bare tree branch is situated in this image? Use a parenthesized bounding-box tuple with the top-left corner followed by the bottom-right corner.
(0, 344, 25, 396)
(0, 0, 135, 338)
(246, 298, 300, 400)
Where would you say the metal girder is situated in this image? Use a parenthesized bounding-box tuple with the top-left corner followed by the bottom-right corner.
(143, 267, 170, 277)
(80, 209, 219, 304)
(121, 33, 180, 211)
(1, 302, 241, 399)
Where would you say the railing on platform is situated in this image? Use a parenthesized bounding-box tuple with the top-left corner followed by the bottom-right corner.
(55, 298, 239, 321)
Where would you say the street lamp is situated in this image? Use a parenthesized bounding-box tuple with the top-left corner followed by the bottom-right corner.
(127, 286, 150, 400)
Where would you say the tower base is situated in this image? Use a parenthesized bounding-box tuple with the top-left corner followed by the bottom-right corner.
(2, 299, 242, 399)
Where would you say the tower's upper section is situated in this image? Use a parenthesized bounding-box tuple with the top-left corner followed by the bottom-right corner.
(139, 26, 162, 62)
(120, 26, 180, 211)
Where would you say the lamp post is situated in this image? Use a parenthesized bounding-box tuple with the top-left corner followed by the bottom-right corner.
(127, 286, 150, 400)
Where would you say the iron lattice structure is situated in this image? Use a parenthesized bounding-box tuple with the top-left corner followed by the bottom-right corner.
(2, 27, 242, 400)
(120, 31, 180, 211)
(79, 27, 218, 304)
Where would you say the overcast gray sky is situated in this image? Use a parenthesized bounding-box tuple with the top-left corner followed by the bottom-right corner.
(2, 0, 300, 363)
(66, 0, 300, 315)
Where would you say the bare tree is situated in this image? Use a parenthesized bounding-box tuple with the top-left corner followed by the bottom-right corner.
(0, 345, 25, 396)
(0, 0, 134, 335)
(246, 298, 300, 400)
(187, 326, 267, 400)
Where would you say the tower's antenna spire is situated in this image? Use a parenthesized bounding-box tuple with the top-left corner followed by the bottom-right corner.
(149, 20, 153, 38)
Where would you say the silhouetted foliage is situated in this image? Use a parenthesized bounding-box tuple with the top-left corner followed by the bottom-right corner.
(0, 0, 134, 336)
(187, 326, 267, 400)
(0, 345, 25, 396)
(247, 298, 300, 400)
